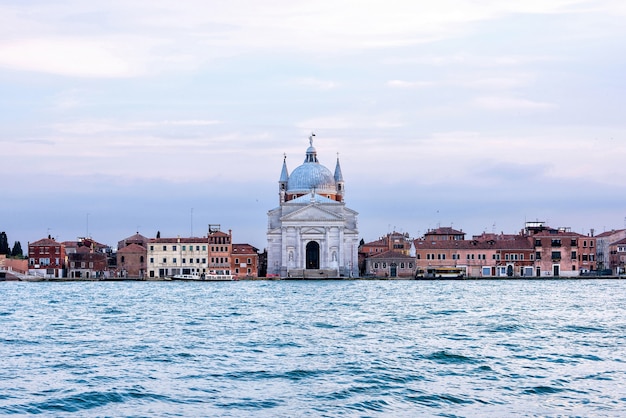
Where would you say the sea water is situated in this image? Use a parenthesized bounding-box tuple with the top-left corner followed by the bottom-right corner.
(1, 279, 625, 417)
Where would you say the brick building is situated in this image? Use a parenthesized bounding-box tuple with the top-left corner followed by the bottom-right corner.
(68, 246, 108, 279)
(232, 244, 260, 278)
(28, 237, 66, 278)
(117, 243, 147, 279)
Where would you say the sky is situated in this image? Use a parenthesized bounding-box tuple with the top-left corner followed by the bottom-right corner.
(1, 0, 625, 250)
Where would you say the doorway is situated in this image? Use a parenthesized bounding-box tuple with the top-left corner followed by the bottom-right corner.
(306, 241, 320, 269)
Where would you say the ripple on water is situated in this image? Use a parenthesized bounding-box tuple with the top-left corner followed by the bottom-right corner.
(3, 389, 173, 415)
(425, 350, 478, 365)
(1, 280, 626, 416)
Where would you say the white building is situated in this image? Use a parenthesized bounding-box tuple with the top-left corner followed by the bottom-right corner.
(147, 237, 209, 279)
(267, 135, 359, 278)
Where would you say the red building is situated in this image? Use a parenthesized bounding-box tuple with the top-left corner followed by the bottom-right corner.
(28, 237, 66, 278)
(232, 244, 260, 278)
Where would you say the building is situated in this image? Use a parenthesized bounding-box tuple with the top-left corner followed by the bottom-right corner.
(359, 231, 413, 276)
(530, 227, 596, 277)
(116, 243, 147, 279)
(232, 243, 260, 278)
(423, 227, 466, 241)
(267, 135, 359, 278)
(413, 227, 533, 278)
(146, 237, 209, 279)
(68, 246, 108, 279)
(117, 232, 149, 250)
(366, 251, 416, 278)
(609, 237, 626, 275)
(28, 237, 66, 278)
(207, 225, 232, 276)
(595, 229, 626, 272)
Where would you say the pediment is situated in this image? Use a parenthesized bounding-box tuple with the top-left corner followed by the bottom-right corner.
(281, 204, 344, 222)
(300, 227, 326, 235)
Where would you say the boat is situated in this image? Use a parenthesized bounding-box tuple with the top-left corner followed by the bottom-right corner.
(416, 267, 466, 279)
(170, 271, 234, 281)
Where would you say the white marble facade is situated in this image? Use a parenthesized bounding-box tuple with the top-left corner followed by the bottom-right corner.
(267, 136, 359, 278)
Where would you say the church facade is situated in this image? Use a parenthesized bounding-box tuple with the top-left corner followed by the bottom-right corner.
(266, 135, 359, 278)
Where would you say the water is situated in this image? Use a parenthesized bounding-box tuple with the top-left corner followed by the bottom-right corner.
(1, 280, 625, 417)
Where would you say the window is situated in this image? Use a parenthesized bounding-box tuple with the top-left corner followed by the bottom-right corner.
(71, 262, 75, 268)
(551, 251, 561, 260)
(590, 241, 594, 248)
(382, 263, 387, 268)
(150, 245, 154, 251)
(162, 258, 167, 263)
(202, 246, 206, 251)
(583, 241, 587, 248)
(182, 258, 186, 264)
(196, 246, 200, 251)
(163, 246, 167, 251)
(89, 262, 93, 268)
(374, 263, 379, 268)
(535, 252, 541, 260)
(247, 258, 252, 264)
(140, 256, 144, 263)
(247, 268, 251, 274)
(235, 258, 239, 264)
(173, 258, 177, 263)
(150, 257, 154, 263)
(182, 245, 186, 251)
(202, 258, 206, 264)
(81, 262, 86, 268)
(571, 251, 577, 260)
(173, 245, 177, 251)
(121, 256, 125, 263)
(400, 262, 405, 269)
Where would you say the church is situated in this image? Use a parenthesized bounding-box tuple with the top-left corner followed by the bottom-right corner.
(266, 135, 359, 278)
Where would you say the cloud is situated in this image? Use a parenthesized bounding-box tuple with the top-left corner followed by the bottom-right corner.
(472, 96, 557, 110)
(0, 38, 140, 77)
(0, 1, 597, 79)
(387, 80, 435, 89)
(53, 119, 221, 135)
(289, 77, 338, 90)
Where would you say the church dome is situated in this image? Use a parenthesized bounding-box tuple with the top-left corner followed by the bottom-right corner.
(286, 134, 337, 195)
(287, 162, 336, 194)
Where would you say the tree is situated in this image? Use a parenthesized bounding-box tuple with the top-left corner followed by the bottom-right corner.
(11, 241, 23, 258)
(0, 232, 9, 255)
(156, 231, 161, 239)
(359, 238, 365, 247)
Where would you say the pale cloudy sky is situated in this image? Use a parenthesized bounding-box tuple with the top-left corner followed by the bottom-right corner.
(2, 0, 625, 249)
